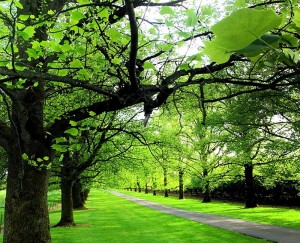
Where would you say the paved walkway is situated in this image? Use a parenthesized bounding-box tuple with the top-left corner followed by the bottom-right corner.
(110, 191, 300, 243)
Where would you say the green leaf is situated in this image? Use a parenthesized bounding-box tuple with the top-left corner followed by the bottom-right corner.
(22, 153, 29, 160)
(281, 34, 298, 47)
(107, 29, 122, 42)
(70, 11, 86, 24)
(143, 61, 156, 70)
(64, 128, 79, 136)
(293, 8, 300, 28)
(19, 15, 30, 21)
(179, 64, 190, 71)
(70, 59, 83, 68)
(15, 1, 23, 9)
(43, 156, 49, 161)
(59, 69, 68, 76)
(59, 154, 64, 162)
(55, 137, 67, 143)
(23, 26, 35, 39)
(78, 0, 90, 4)
(211, 8, 282, 50)
(178, 32, 190, 39)
(160, 6, 174, 15)
(204, 8, 282, 63)
(89, 111, 96, 116)
(203, 41, 231, 63)
(185, 9, 198, 27)
(69, 120, 77, 126)
(52, 144, 68, 152)
(111, 58, 121, 65)
(98, 9, 109, 20)
(234, 0, 247, 7)
(283, 49, 300, 64)
(70, 143, 81, 151)
(235, 34, 280, 57)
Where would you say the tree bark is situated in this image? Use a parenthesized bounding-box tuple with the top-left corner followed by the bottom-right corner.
(178, 170, 184, 199)
(163, 168, 168, 197)
(152, 177, 157, 195)
(4, 152, 51, 243)
(244, 162, 257, 208)
(202, 182, 211, 203)
(72, 180, 86, 210)
(55, 154, 75, 227)
(137, 179, 141, 193)
(145, 183, 149, 194)
(4, 95, 52, 242)
(202, 169, 211, 203)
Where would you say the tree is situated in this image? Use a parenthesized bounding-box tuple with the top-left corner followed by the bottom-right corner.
(0, 0, 299, 241)
(54, 110, 146, 226)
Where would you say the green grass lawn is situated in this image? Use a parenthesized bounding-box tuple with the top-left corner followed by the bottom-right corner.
(118, 190, 300, 230)
(50, 189, 267, 243)
(1, 189, 291, 242)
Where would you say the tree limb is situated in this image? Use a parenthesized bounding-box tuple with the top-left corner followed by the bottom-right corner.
(125, 0, 139, 90)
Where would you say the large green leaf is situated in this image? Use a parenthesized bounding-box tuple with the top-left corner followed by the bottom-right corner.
(211, 8, 282, 50)
(204, 8, 282, 63)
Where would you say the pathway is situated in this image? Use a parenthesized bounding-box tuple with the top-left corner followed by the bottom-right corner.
(110, 191, 300, 243)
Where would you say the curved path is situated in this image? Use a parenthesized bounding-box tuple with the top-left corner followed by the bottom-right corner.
(110, 191, 300, 243)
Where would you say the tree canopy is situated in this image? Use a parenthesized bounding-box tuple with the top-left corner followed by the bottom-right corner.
(0, 0, 300, 242)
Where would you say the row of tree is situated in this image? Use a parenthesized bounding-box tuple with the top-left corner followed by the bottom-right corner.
(0, 0, 299, 242)
(101, 89, 300, 208)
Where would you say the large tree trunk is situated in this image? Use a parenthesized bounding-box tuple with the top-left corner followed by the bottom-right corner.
(4, 152, 51, 243)
(72, 180, 86, 210)
(55, 154, 75, 227)
(244, 162, 257, 208)
(178, 169, 184, 199)
(4, 95, 52, 242)
(3, 0, 66, 239)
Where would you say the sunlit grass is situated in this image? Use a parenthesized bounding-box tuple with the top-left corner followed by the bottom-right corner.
(50, 189, 267, 243)
(118, 190, 300, 230)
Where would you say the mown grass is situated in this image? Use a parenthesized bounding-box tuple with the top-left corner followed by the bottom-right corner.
(50, 189, 267, 243)
(118, 190, 300, 230)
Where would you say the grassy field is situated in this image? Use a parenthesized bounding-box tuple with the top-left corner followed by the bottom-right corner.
(50, 189, 267, 243)
(2, 189, 294, 242)
(118, 190, 300, 230)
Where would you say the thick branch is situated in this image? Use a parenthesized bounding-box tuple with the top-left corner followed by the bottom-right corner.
(125, 0, 139, 90)
(0, 67, 116, 98)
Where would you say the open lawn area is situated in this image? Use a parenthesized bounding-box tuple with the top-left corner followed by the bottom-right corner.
(0, 189, 269, 242)
(119, 190, 300, 230)
(0, 189, 299, 241)
(50, 190, 267, 242)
